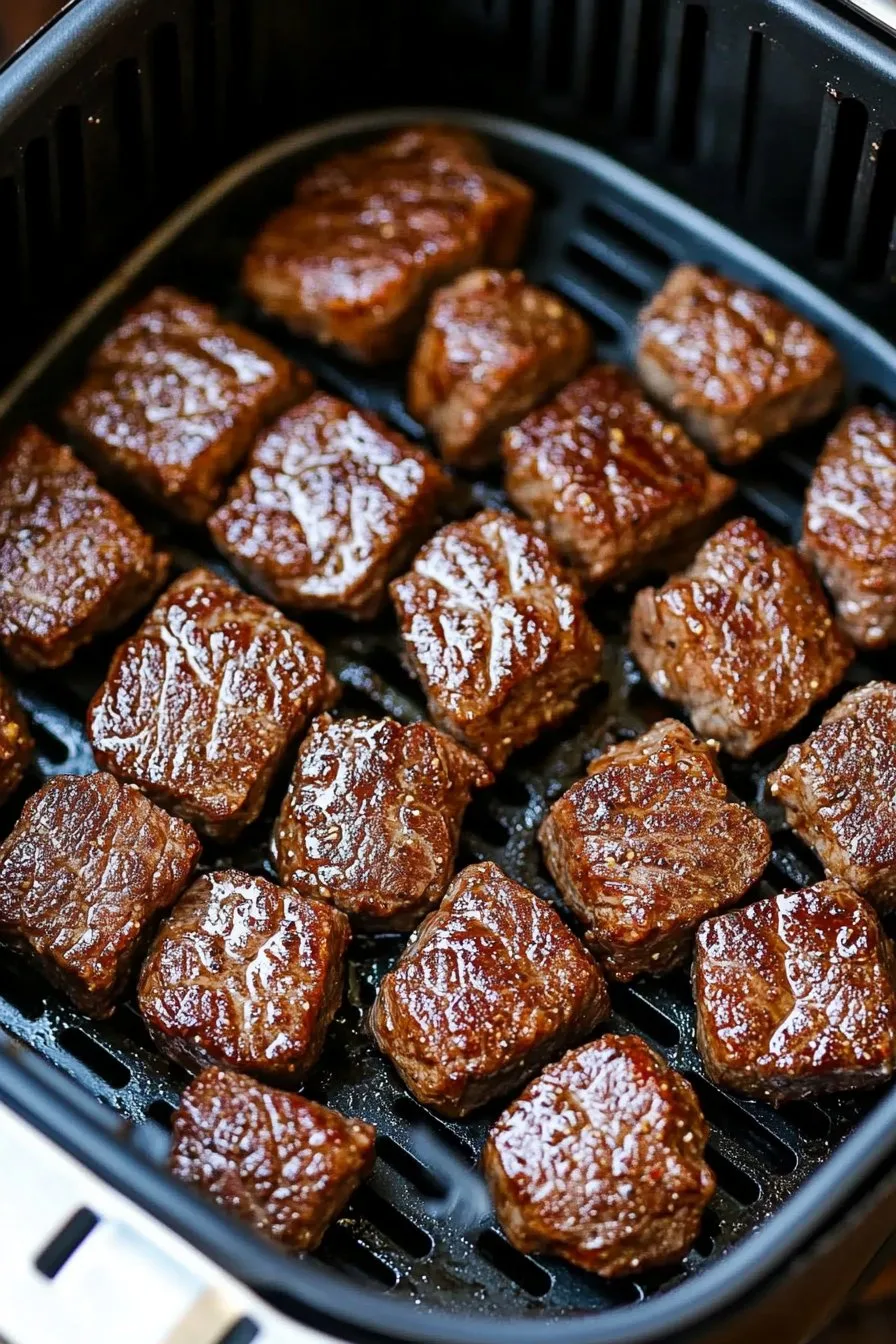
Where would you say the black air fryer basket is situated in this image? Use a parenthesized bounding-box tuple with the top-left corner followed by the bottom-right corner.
(3, 4, 896, 1343)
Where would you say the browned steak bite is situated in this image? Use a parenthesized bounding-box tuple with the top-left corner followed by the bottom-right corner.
(209, 393, 448, 619)
(60, 287, 305, 522)
(139, 870, 349, 1079)
(273, 713, 491, 930)
(630, 517, 853, 758)
(408, 268, 591, 468)
(694, 879, 896, 1103)
(0, 675, 32, 807)
(87, 568, 338, 840)
(370, 861, 609, 1117)
(540, 720, 771, 980)
(483, 1034, 715, 1277)
(800, 406, 896, 650)
(171, 1067, 375, 1250)
(503, 364, 735, 585)
(0, 425, 168, 669)
(390, 509, 603, 772)
(0, 773, 199, 1017)
(637, 264, 842, 464)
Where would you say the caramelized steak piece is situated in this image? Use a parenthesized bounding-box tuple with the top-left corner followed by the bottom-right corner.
(390, 509, 602, 771)
(483, 1034, 715, 1277)
(0, 773, 199, 1017)
(630, 517, 853, 758)
(139, 870, 349, 1078)
(370, 861, 608, 1117)
(540, 720, 770, 980)
(408, 268, 591, 467)
(88, 568, 338, 839)
(273, 713, 491, 930)
(242, 126, 533, 363)
(0, 425, 168, 669)
(0, 675, 32, 807)
(61, 287, 305, 522)
(171, 1067, 375, 1250)
(503, 364, 735, 585)
(637, 265, 842, 464)
(209, 393, 447, 619)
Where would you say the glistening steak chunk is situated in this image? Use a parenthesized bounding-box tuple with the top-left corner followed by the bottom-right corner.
(370, 861, 609, 1117)
(483, 1034, 715, 1277)
(139, 870, 349, 1078)
(0, 773, 199, 1017)
(630, 517, 853, 758)
(273, 714, 491, 930)
(88, 569, 338, 840)
(390, 509, 602, 771)
(540, 720, 770, 980)
(0, 675, 32, 807)
(171, 1067, 375, 1250)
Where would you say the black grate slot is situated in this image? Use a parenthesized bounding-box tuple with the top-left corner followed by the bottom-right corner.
(215, 1320, 260, 1344)
(1, 964, 46, 1021)
(611, 985, 680, 1049)
(582, 203, 672, 272)
(193, 0, 219, 148)
(564, 239, 646, 304)
(377, 1134, 449, 1198)
(507, 0, 535, 75)
(150, 24, 185, 201)
(693, 1206, 720, 1258)
(391, 1095, 479, 1165)
(352, 1186, 435, 1259)
(541, 0, 576, 97)
(705, 1146, 762, 1207)
(148, 1098, 176, 1128)
(23, 137, 55, 304)
(224, 0, 255, 135)
(688, 1076, 797, 1177)
(627, 0, 667, 138)
(669, 5, 707, 163)
(318, 1224, 400, 1289)
(815, 97, 868, 261)
(54, 107, 85, 265)
(35, 1208, 99, 1279)
(736, 30, 763, 194)
(114, 58, 147, 208)
(58, 1029, 131, 1090)
(585, 0, 624, 120)
(477, 1228, 553, 1297)
(855, 129, 896, 282)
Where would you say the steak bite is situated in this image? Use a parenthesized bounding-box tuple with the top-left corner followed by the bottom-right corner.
(483, 1034, 715, 1278)
(0, 675, 32, 807)
(242, 125, 533, 363)
(502, 363, 735, 585)
(370, 861, 609, 1117)
(408, 268, 591, 468)
(0, 773, 199, 1017)
(139, 870, 349, 1079)
(630, 517, 853, 758)
(0, 425, 168, 669)
(637, 264, 842, 464)
(171, 1067, 375, 1250)
(390, 509, 603, 772)
(209, 393, 448, 620)
(88, 568, 338, 840)
(273, 713, 491, 930)
(60, 287, 305, 522)
(540, 720, 771, 980)
(694, 879, 896, 1102)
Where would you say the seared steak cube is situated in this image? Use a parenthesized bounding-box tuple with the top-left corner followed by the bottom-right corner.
(61, 287, 304, 522)
(242, 126, 533, 363)
(273, 713, 491, 930)
(0, 425, 168, 669)
(503, 364, 735, 585)
(483, 1034, 715, 1277)
(370, 861, 608, 1117)
(0, 675, 32, 807)
(408, 268, 591, 467)
(88, 568, 338, 839)
(0, 773, 199, 1017)
(390, 509, 602, 771)
(540, 720, 771, 980)
(139, 870, 349, 1079)
(637, 265, 842, 464)
(209, 393, 447, 619)
(171, 1066, 375, 1250)
(630, 517, 853, 758)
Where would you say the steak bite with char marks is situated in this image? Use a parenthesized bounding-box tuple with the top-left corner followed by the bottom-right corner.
(0, 675, 32, 807)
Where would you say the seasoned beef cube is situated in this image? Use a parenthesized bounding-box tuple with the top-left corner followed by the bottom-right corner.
(370, 861, 609, 1117)
(139, 870, 349, 1078)
(408, 269, 591, 468)
(242, 126, 533, 363)
(60, 287, 305, 522)
(171, 1067, 375, 1250)
(0, 675, 32, 807)
(390, 509, 602, 771)
(273, 714, 491, 930)
(483, 1034, 715, 1277)
(503, 364, 735, 585)
(88, 569, 338, 840)
(694, 880, 896, 1103)
(637, 264, 842, 464)
(0, 425, 168, 669)
(800, 406, 896, 649)
(540, 720, 770, 980)
(209, 393, 447, 619)
(630, 517, 853, 758)
(0, 773, 199, 1017)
